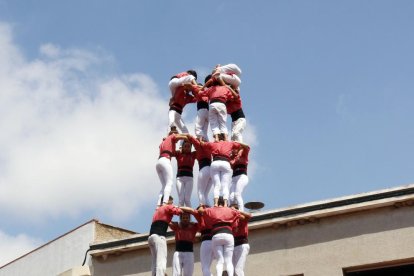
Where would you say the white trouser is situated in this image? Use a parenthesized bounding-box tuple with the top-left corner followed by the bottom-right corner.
(218, 74, 241, 89)
(200, 240, 214, 276)
(212, 233, 234, 276)
(211, 160, 232, 200)
(148, 234, 167, 276)
(172, 251, 194, 276)
(169, 109, 189, 134)
(233, 244, 250, 276)
(198, 166, 212, 206)
(176, 176, 193, 207)
(231, 117, 246, 142)
(156, 157, 173, 205)
(195, 108, 209, 141)
(209, 102, 228, 135)
(229, 174, 249, 212)
(169, 75, 195, 96)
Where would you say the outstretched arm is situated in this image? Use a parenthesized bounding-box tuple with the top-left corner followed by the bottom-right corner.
(186, 133, 202, 147)
(175, 134, 190, 141)
(227, 85, 239, 99)
(233, 208, 252, 220)
(237, 142, 250, 155)
(236, 141, 249, 148)
(239, 210, 252, 220)
(201, 78, 214, 90)
(169, 221, 179, 230)
(180, 206, 197, 215)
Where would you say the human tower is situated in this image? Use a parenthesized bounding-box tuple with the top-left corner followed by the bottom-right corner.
(148, 64, 252, 276)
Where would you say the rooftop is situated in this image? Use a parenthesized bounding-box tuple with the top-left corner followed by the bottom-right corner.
(89, 183, 414, 258)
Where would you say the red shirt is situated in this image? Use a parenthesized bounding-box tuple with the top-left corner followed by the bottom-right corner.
(233, 218, 249, 246)
(159, 134, 177, 158)
(152, 204, 182, 223)
(188, 136, 212, 162)
(175, 151, 197, 176)
(150, 204, 183, 236)
(170, 222, 199, 242)
(208, 85, 233, 103)
(170, 85, 196, 113)
(193, 211, 210, 231)
(195, 87, 209, 103)
(204, 206, 240, 234)
(226, 94, 242, 114)
(193, 209, 213, 240)
(231, 146, 250, 175)
(233, 218, 249, 238)
(206, 141, 241, 161)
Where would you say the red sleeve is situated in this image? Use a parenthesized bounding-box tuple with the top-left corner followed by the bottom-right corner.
(204, 142, 213, 151)
(191, 85, 200, 94)
(169, 205, 183, 216)
(241, 146, 250, 158)
(194, 223, 200, 232)
(185, 93, 196, 104)
(230, 156, 236, 167)
(225, 87, 234, 101)
(188, 135, 200, 147)
(233, 142, 241, 150)
(192, 211, 203, 223)
(172, 87, 185, 103)
(205, 86, 213, 98)
(169, 222, 179, 231)
(197, 89, 209, 101)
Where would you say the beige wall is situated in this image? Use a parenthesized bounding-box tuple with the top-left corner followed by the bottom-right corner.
(246, 205, 414, 276)
(91, 204, 414, 276)
(58, 266, 91, 276)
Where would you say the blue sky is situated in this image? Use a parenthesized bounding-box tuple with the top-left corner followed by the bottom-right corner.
(0, 0, 413, 266)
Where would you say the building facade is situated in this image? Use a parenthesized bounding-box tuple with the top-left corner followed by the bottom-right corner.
(89, 184, 414, 276)
(2, 184, 414, 276)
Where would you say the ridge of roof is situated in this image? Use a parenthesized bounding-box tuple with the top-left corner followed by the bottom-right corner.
(89, 183, 414, 254)
(0, 219, 99, 269)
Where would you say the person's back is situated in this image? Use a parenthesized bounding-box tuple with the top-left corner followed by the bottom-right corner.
(208, 85, 233, 103)
(201, 198, 240, 276)
(170, 84, 197, 112)
(150, 203, 182, 236)
(168, 79, 198, 134)
(148, 197, 182, 276)
(204, 205, 239, 235)
(209, 140, 241, 161)
(169, 70, 198, 96)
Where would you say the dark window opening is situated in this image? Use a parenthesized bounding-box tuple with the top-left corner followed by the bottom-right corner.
(344, 263, 414, 276)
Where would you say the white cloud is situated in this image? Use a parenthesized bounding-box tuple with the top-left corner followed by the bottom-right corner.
(0, 20, 260, 268)
(0, 230, 42, 267)
(0, 22, 259, 226)
(39, 43, 61, 58)
(0, 22, 168, 223)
